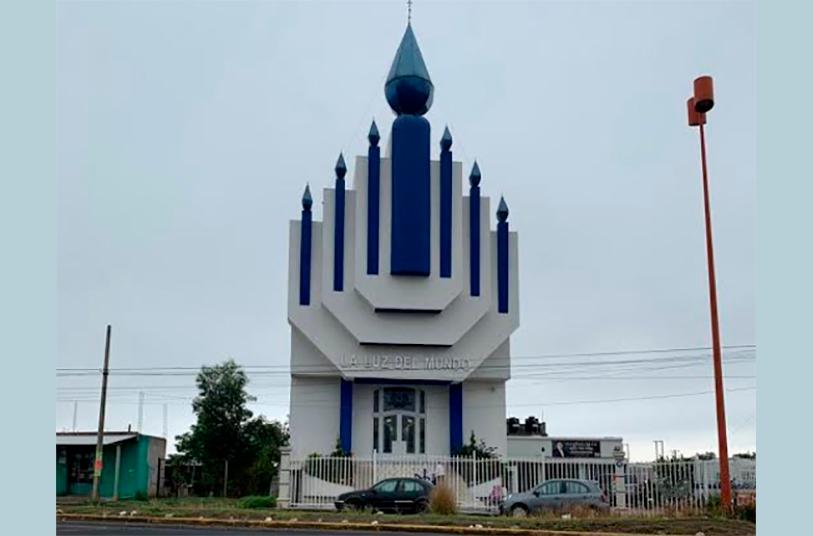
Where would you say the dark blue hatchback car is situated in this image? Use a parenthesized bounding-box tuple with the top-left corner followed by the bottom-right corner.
(335, 477, 433, 513)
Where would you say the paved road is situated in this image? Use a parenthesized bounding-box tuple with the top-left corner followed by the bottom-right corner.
(58, 521, 449, 536)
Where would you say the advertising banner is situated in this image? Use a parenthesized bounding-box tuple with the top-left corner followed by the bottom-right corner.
(551, 439, 601, 458)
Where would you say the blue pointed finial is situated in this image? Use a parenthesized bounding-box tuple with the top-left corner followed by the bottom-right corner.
(440, 126, 453, 150)
(385, 24, 434, 115)
(368, 120, 380, 146)
(302, 184, 313, 210)
(469, 161, 481, 187)
(335, 153, 347, 180)
(497, 196, 509, 222)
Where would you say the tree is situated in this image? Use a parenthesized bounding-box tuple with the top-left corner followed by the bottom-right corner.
(454, 431, 497, 458)
(733, 451, 756, 459)
(173, 359, 289, 496)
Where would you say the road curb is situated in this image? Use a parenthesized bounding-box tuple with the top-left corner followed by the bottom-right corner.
(56, 513, 686, 536)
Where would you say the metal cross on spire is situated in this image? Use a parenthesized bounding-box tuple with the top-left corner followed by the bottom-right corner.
(407, 0, 413, 24)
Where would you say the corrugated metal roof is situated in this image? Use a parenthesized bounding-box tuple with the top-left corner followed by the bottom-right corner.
(56, 433, 137, 446)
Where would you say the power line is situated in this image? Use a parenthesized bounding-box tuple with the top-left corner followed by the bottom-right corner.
(58, 386, 756, 408)
(55, 350, 755, 378)
(55, 344, 756, 373)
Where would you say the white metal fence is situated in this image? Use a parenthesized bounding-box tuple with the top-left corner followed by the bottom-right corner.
(279, 451, 755, 515)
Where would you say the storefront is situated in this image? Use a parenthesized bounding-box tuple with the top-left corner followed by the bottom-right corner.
(56, 431, 166, 499)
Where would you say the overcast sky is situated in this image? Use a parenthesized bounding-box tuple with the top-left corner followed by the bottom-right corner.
(57, 0, 755, 461)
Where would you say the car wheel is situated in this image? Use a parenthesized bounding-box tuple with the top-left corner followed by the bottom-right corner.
(414, 499, 429, 514)
(511, 504, 529, 518)
(347, 500, 366, 512)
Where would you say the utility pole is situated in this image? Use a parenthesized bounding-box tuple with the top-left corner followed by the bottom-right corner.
(162, 403, 168, 439)
(137, 391, 144, 432)
(91, 324, 112, 502)
(72, 401, 78, 432)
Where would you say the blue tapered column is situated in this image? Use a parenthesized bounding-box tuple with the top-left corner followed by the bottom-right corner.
(340, 379, 353, 454)
(299, 185, 313, 306)
(497, 197, 510, 313)
(449, 383, 463, 453)
(333, 154, 347, 291)
(440, 127, 453, 278)
(391, 115, 431, 276)
(367, 121, 381, 275)
(469, 162, 481, 296)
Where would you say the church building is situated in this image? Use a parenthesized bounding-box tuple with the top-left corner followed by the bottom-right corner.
(287, 22, 520, 459)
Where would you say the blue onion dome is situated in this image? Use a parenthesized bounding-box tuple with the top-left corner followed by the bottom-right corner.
(385, 24, 434, 116)
(497, 196, 509, 222)
(440, 126, 453, 150)
(302, 184, 313, 210)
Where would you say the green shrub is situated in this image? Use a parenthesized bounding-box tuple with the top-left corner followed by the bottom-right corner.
(736, 504, 756, 523)
(238, 495, 276, 509)
(133, 490, 149, 502)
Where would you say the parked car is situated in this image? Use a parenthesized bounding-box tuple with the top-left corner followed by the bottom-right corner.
(334, 477, 433, 513)
(500, 479, 609, 517)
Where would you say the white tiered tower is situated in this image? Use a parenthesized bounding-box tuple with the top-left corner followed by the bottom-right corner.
(286, 23, 520, 458)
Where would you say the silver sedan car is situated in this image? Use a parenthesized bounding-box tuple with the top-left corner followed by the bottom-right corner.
(500, 479, 610, 517)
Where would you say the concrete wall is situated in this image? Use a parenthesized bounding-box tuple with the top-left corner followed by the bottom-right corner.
(289, 375, 341, 458)
(506, 436, 624, 459)
(462, 380, 507, 455)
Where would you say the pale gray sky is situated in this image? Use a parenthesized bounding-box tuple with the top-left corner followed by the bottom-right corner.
(57, 0, 755, 461)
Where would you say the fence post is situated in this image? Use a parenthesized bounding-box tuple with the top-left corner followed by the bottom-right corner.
(614, 461, 627, 510)
(472, 452, 477, 489)
(277, 446, 292, 509)
(372, 449, 378, 483)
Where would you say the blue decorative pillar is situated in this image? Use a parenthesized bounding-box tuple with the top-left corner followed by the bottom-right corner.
(385, 23, 434, 277)
(299, 184, 313, 305)
(449, 383, 463, 453)
(440, 127, 453, 278)
(391, 116, 431, 275)
(367, 121, 381, 275)
(497, 197, 510, 313)
(469, 162, 481, 296)
(333, 153, 346, 292)
(339, 379, 353, 454)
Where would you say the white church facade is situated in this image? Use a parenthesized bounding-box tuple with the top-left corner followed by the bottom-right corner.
(286, 23, 519, 459)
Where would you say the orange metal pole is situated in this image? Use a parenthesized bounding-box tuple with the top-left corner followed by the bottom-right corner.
(698, 124, 732, 512)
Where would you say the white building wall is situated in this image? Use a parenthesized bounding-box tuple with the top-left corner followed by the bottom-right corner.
(351, 383, 375, 456)
(462, 380, 507, 456)
(425, 386, 451, 455)
(289, 375, 340, 458)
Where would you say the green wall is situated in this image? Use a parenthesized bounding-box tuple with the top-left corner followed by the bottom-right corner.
(56, 448, 68, 496)
(56, 436, 160, 499)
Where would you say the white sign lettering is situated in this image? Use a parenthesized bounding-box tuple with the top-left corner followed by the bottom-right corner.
(340, 354, 472, 371)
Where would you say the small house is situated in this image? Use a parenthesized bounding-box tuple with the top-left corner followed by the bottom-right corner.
(56, 431, 166, 499)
